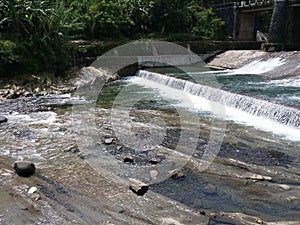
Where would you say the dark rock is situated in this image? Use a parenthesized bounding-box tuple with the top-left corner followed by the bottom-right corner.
(199, 211, 206, 216)
(170, 169, 185, 179)
(104, 138, 114, 145)
(116, 63, 138, 77)
(0, 115, 8, 124)
(123, 156, 134, 164)
(118, 209, 125, 214)
(14, 161, 36, 177)
(129, 178, 149, 196)
(77, 152, 85, 159)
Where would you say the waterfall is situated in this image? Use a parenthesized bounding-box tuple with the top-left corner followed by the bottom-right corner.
(136, 70, 300, 128)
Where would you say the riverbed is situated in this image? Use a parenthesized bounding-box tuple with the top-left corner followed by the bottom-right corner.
(1, 50, 300, 225)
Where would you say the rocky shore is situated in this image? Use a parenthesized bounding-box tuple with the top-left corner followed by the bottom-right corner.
(1, 50, 300, 225)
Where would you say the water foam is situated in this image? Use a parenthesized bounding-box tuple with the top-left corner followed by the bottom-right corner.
(133, 71, 300, 142)
(227, 58, 286, 75)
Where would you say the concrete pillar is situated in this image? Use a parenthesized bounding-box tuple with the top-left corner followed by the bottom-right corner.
(237, 12, 258, 40)
(269, 0, 288, 42)
(287, 7, 300, 42)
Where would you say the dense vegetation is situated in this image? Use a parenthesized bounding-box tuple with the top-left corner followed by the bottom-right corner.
(0, 0, 227, 75)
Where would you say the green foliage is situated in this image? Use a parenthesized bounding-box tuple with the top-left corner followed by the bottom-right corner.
(0, 0, 228, 75)
(191, 8, 227, 40)
(0, 40, 18, 74)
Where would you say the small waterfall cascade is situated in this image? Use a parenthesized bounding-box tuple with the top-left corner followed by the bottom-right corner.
(136, 70, 300, 128)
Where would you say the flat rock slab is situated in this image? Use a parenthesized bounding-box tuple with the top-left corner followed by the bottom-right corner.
(13, 161, 36, 177)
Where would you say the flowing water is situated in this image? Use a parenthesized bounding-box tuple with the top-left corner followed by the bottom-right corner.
(1, 59, 300, 224)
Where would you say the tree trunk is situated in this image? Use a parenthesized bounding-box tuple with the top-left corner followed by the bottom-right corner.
(269, 0, 288, 43)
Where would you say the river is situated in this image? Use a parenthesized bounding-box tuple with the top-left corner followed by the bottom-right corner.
(0, 52, 299, 224)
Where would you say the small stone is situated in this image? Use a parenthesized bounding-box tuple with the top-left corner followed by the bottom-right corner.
(123, 156, 134, 164)
(278, 184, 290, 190)
(116, 146, 122, 150)
(118, 209, 125, 214)
(199, 211, 206, 215)
(150, 170, 159, 179)
(256, 218, 263, 224)
(0, 115, 8, 124)
(149, 156, 161, 164)
(129, 178, 149, 196)
(28, 187, 37, 194)
(104, 138, 114, 145)
(169, 169, 185, 179)
(77, 152, 85, 159)
(13, 161, 36, 177)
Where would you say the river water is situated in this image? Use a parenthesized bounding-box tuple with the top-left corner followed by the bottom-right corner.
(0, 59, 300, 224)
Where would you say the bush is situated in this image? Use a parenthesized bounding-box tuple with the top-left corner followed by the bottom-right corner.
(0, 40, 18, 75)
(191, 8, 227, 40)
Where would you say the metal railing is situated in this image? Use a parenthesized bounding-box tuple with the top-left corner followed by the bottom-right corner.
(238, 0, 273, 7)
(213, 0, 273, 9)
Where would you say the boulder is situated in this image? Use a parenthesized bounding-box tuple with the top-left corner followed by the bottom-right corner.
(0, 115, 8, 124)
(13, 161, 36, 177)
(129, 178, 149, 196)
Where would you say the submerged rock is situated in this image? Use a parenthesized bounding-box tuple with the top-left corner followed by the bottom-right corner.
(129, 178, 149, 196)
(203, 184, 217, 195)
(13, 161, 36, 177)
(0, 115, 8, 123)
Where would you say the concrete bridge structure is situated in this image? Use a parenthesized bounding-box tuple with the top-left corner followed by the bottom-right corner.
(214, 0, 300, 42)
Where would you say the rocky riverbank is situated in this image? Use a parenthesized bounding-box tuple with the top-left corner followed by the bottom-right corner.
(1, 104, 299, 225)
(1, 50, 300, 225)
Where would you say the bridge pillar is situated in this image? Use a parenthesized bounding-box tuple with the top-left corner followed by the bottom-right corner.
(287, 7, 300, 42)
(237, 12, 258, 41)
(269, 0, 288, 42)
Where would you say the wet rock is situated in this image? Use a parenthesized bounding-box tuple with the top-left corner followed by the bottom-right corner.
(129, 178, 149, 196)
(0, 116, 8, 124)
(104, 138, 114, 145)
(169, 169, 185, 179)
(123, 156, 134, 164)
(13, 161, 36, 177)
